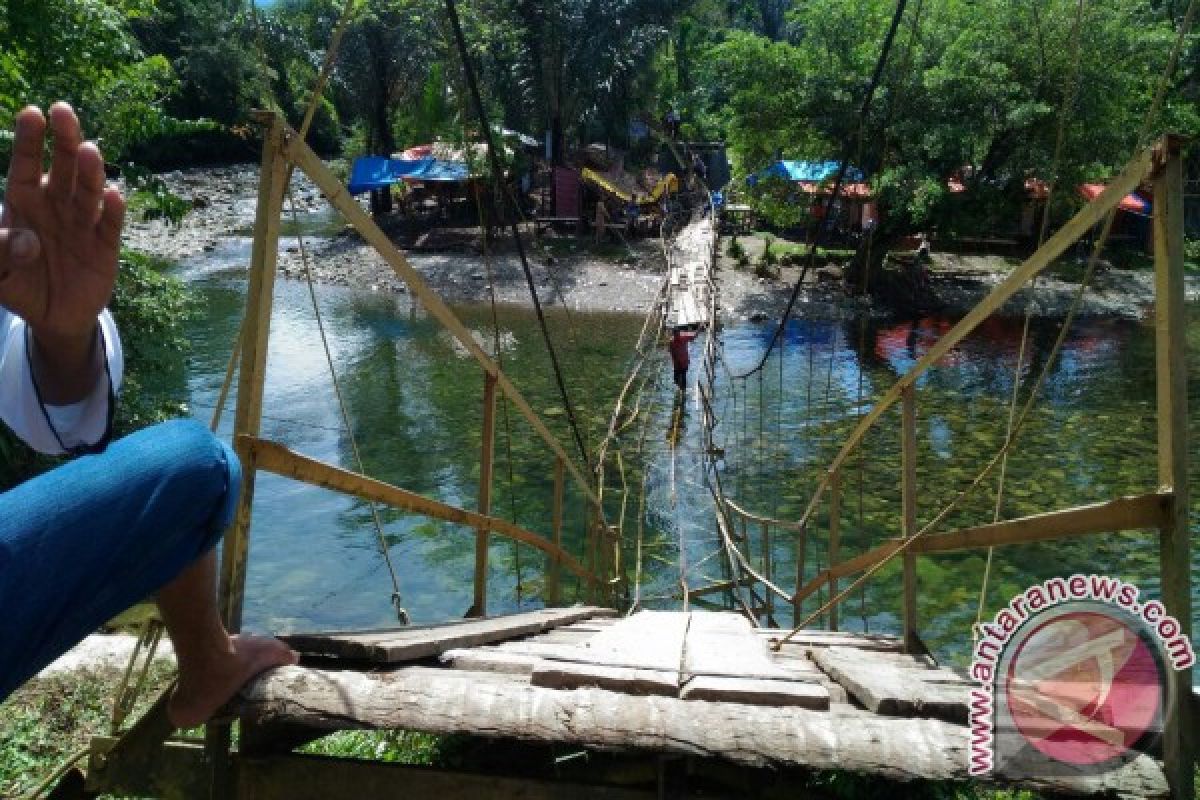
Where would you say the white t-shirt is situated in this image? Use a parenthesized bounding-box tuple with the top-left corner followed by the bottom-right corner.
(0, 307, 123, 455)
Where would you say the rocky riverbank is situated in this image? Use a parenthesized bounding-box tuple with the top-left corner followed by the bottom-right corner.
(122, 165, 1194, 322)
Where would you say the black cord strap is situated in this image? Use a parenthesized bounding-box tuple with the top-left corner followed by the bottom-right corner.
(25, 322, 115, 456)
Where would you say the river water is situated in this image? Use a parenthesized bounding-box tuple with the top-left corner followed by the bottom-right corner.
(175, 242, 1200, 671)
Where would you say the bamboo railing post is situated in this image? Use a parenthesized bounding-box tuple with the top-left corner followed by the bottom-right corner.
(587, 506, 599, 603)
(762, 521, 772, 622)
(901, 385, 919, 653)
(793, 521, 807, 624)
(218, 112, 286, 631)
(548, 457, 564, 606)
(828, 468, 842, 631)
(1152, 134, 1193, 800)
(473, 372, 498, 617)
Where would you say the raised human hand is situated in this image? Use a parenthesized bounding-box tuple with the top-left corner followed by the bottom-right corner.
(0, 103, 125, 343)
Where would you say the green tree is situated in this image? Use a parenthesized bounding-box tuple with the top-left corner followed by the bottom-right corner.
(707, 0, 1199, 246)
(0, 0, 179, 161)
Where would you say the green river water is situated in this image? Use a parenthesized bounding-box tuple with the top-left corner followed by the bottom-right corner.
(176, 245, 1200, 673)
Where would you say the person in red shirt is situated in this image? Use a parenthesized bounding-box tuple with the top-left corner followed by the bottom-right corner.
(668, 328, 696, 390)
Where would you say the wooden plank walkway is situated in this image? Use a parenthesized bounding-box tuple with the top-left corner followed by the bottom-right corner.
(241, 609, 1169, 798)
(666, 216, 714, 330)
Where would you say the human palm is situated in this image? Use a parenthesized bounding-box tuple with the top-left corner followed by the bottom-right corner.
(0, 103, 125, 340)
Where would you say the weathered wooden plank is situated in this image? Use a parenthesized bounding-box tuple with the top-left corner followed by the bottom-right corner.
(282, 606, 613, 663)
(682, 612, 793, 681)
(439, 648, 536, 675)
(680, 676, 829, 709)
(574, 610, 689, 672)
(810, 647, 967, 724)
(531, 660, 679, 696)
(237, 666, 1168, 796)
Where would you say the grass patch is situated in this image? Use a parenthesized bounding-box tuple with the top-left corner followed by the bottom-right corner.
(0, 662, 176, 797)
(299, 729, 445, 765)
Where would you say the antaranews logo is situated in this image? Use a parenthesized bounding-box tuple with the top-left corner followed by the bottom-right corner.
(968, 575, 1194, 778)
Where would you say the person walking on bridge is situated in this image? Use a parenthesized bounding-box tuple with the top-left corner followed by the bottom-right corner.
(668, 327, 696, 391)
(0, 103, 296, 727)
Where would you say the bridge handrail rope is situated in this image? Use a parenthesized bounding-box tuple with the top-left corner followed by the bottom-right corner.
(774, 0, 1197, 636)
(700, 0, 1190, 624)
(974, 0, 1087, 636)
(443, 0, 594, 476)
(735, 0, 910, 380)
(290, 185, 409, 623)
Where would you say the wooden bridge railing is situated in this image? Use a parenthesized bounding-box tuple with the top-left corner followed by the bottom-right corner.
(218, 111, 610, 635)
(703, 136, 1192, 794)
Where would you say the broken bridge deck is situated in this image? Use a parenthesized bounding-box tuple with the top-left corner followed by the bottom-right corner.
(227, 608, 1168, 798)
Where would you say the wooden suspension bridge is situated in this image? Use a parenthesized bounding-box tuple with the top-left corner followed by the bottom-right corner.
(55, 117, 1195, 800)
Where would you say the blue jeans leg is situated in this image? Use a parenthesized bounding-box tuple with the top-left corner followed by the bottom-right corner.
(0, 419, 240, 701)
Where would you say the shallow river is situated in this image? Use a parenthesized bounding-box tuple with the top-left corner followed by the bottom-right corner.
(175, 247, 1200, 672)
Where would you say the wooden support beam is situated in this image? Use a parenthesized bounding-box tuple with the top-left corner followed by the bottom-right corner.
(912, 492, 1170, 554)
(791, 145, 1158, 536)
(724, 498, 805, 531)
(241, 436, 595, 583)
(791, 494, 1167, 608)
(91, 740, 669, 800)
(549, 457, 564, 606)
(901, 386, 918, 654)
(685, 578, 757, 600)
(279, 122, 600, 509)
(1152, 134, 1193, 800)
(473, 373, 497, 617)
(219, 113, 286, 632)
(828, 469, 842, 632)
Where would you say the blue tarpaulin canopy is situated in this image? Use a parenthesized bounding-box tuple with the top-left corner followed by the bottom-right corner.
(347, 156, 471, 195)
(746, 160, 864, 186)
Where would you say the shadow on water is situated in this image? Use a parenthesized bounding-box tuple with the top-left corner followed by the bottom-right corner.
(176, 265, 1198, 672)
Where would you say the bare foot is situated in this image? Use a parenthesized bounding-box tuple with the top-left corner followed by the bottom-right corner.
(168, 634, 298, 729)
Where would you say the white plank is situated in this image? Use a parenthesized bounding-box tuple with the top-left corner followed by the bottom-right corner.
(683, 612, 793, 682)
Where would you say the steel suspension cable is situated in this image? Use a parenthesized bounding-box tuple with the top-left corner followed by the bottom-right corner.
(974, 0, 1087, 635)
(735, 0, 909, 379)
(442, 0, 592, 472)
(776, 0, 1199, 645)
(290, 187, 409, 624)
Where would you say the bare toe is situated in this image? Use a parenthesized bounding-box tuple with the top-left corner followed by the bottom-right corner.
(168, 635, 298, 729)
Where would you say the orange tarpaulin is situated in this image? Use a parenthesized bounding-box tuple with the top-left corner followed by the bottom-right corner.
(1077, 183, 1151, 214)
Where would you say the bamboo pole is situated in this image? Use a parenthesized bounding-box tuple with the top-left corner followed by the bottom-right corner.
(280, 123, 600, 508)
(790, 492, 1167, 609)
(242, 436, 595, 582)
(1152, 134, 1193, 800)
(762, 521, 773, 622)
(793, 519, 807, 624)
(218, 113, 285, 631)
(549, 457, 564, 606)
(828, 469, 842, 631)
(788, 146, 1157, 536)
(901, 386, 918, 653)
(473, 373, 497, 617)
